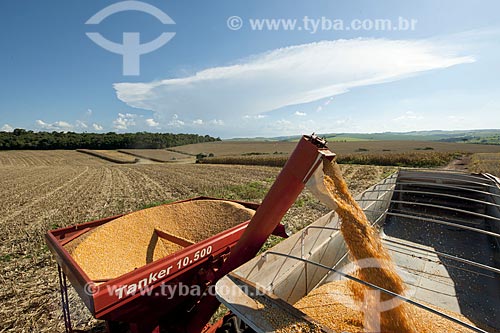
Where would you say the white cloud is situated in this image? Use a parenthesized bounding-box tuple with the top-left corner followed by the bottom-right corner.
(145, 118, 160, 127)
(33, 119, 105, 132)
(448, 115, 467, 123)
(114, 38, 473, 130)
(1, 124, 14, 132)
(190, 118, 224, 126)
(393, 111, 424, 121)
(316, 96, 335, 112)
(36, 120, 74, 131)
(209, 119, 224, 126)
(243, 114, 267, 120)
(55, 121, 72, 129)
(275, 119, 292, 127)
(294, 111, 307, 116)
(86, 109, 93, 116)
(269, 119, 318, 135)
(324, 97, 334, 106)
(335, 118, 350, 125)
(385, 111, 428, 132)
(75, 120, 88, 129)
(33, 118, 106, 132)
(113, 113, 137, 130)
(111, 113, 172, 131)
(168, 114, 185, 128)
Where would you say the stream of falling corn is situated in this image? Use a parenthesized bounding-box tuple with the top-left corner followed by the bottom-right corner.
(322, 158, 416, 333)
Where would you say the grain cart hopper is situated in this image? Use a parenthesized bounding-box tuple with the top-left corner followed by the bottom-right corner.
(46, 134, 336, 333)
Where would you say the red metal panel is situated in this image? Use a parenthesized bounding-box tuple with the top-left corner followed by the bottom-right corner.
(47, 135, 334, 332)
(46, 197, 282, 331)
(92, 220, 249, 321)
(185, 135, 335, 332)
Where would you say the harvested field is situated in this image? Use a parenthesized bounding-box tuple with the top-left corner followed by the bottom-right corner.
(76, 149, 138, 164)
(169, 141, 295, 156)
(190, 140, 500, 168)
(0, 150, 108, 166)
(0, 150, 394, 332)
(198, 151, 460, 168)
(174, 140, 500, 157)
(118, 149, 194, 162)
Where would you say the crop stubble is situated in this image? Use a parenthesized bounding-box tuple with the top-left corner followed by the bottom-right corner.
(0, 150, 393, 332)
(118, 149, 194, 163)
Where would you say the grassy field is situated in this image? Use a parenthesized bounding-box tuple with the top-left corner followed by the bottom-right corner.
(0, 150, 394, 332)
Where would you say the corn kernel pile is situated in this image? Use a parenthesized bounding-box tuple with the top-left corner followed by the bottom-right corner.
(65, 200, 255, 281)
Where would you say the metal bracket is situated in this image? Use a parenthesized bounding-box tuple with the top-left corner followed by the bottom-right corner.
(306, 133, 328, 148)
(58, 265, 73, 333)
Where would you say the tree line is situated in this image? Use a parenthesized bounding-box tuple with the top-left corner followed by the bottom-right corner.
(0, 129, 221, 150)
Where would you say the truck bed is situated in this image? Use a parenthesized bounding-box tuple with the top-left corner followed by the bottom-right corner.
(216, 170, 500, 332)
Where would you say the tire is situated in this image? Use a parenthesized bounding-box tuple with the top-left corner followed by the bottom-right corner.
(215, 314, 254, 333)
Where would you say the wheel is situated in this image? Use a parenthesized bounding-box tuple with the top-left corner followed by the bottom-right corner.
(215, 314, 254, 333)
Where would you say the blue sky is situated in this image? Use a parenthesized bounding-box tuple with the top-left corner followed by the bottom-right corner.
(1, 0, 499, 138)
